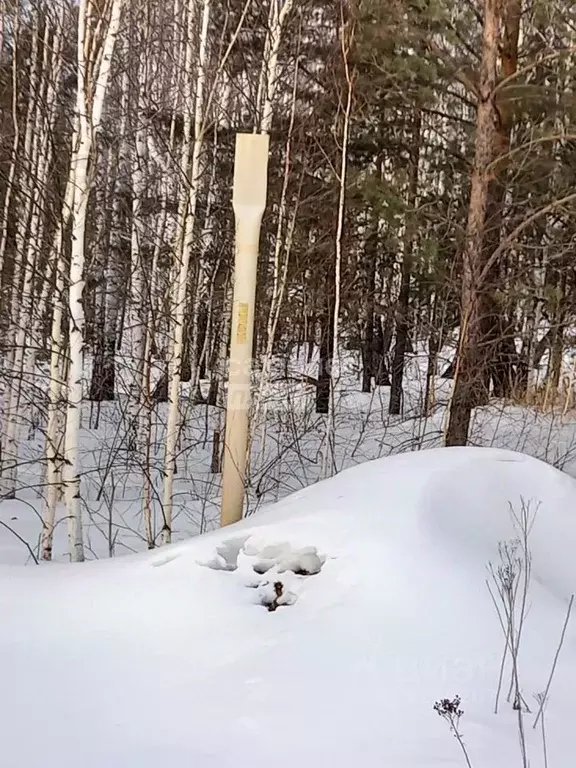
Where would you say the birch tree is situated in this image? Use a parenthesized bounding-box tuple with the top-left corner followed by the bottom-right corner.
(322, 8, 354, 477)
(162, 0, 211, 544)
(42, 166, 76, 561)
(258, 0, 296, 133)
(125, 21, 149, 453)
(64, 0, 125, 561)
(0, 6, 42, 498)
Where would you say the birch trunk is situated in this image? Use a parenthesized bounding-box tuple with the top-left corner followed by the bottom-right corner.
(322, 19, 353, 477)
(258, 0, 295, 133)
(64, 0, 124, 562)
(1, 10, 43, 497)
(254, 56, 299, 425)
(162, 0, 210, 544)
(42, 169, 76, 561)
(23, 11, 67, 437)
(140, 58, 184, 545)
(127, 68, 148, 452)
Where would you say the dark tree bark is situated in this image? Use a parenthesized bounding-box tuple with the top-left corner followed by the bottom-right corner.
(89, 276, 114, 401)
(198, 305, 208, 380)
(307, 313, 316, 364)
(207, 320, 222, 406)
(316, 284, 334, 414)
(152, 367, 168, 402)
(491, 328, 518, 398)
(442, 360, 456, 379)
(89, 150, 117, 402)
(373, 315, 391, 386)
(181, 314, 192, 383)
(361, 321, 374, 392)
(547, 269, 567, 397)
(316, 313, 334, 414)
(90, 337, 116, 401)
(533, 329, 551, 369)
(389, 112, 421, 415)
(207, 378, 218, 406)
(548, 324, 565, 397)
(424, 294, 440, 414)
(360, 222, 377, 393)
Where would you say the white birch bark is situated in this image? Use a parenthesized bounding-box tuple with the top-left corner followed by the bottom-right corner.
(258, 0, 295, 133)
(23, 12, 67, 437)
(125, 54, 148, 453)
(255, 1, 274, 127)
(1, 10, 43, 497)
(140, 29, 187, 544)
(42, 166, 76, 561)
(322, 21, 353, 479)
(192, 121, 221, 391)
(162, 0, 210, 544)
(254, 56, 300, 428)
(64, 0, 125, 562)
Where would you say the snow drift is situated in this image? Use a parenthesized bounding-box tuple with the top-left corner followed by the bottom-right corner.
(0, 446, 575, 768)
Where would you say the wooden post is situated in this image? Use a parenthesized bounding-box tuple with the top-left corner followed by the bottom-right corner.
(220, 133, 270, 527)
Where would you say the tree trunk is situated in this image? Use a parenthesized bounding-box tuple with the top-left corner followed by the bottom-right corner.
(126, 68, 148, 452)
(546, 269, 567, 401)
(89, 85, 128, 402)
(480, 0, 521, 400)
(43, 135, 76, 561)
(389, 112, 421, 415)
(374, 315, 392, 386)
(445, 0, 500, 447)
(162, 0, 210, 543)
(424, 293, 439, 414)
(316, 305, 334, 415)
(361, 317, 374, 393)
(89, 143, 118, 402)
(64, 0, 124, 561)
(360, 222, 377, 393)
(0, 9, 42, 497)
(307, 314, 315, 363)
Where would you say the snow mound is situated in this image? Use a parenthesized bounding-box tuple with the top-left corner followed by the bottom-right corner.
(1, 446, 576, 768)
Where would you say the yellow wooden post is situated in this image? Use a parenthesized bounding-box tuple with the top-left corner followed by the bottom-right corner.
(220, 133, 270, 526)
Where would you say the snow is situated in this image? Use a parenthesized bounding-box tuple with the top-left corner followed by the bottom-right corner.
(3, 338, 576, 567)
(5, 343, 576, 564)
(1, 446, 575, 767)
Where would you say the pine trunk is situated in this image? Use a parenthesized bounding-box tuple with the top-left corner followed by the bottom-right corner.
(445, 0, 500, 447)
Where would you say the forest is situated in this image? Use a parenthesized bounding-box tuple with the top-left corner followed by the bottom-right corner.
(1, 0, 576, 563)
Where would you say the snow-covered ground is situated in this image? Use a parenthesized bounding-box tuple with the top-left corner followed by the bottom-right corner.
(4, 346, 576, 563)
(1, 446, 575, 767)
(5, 349, 576, 564)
